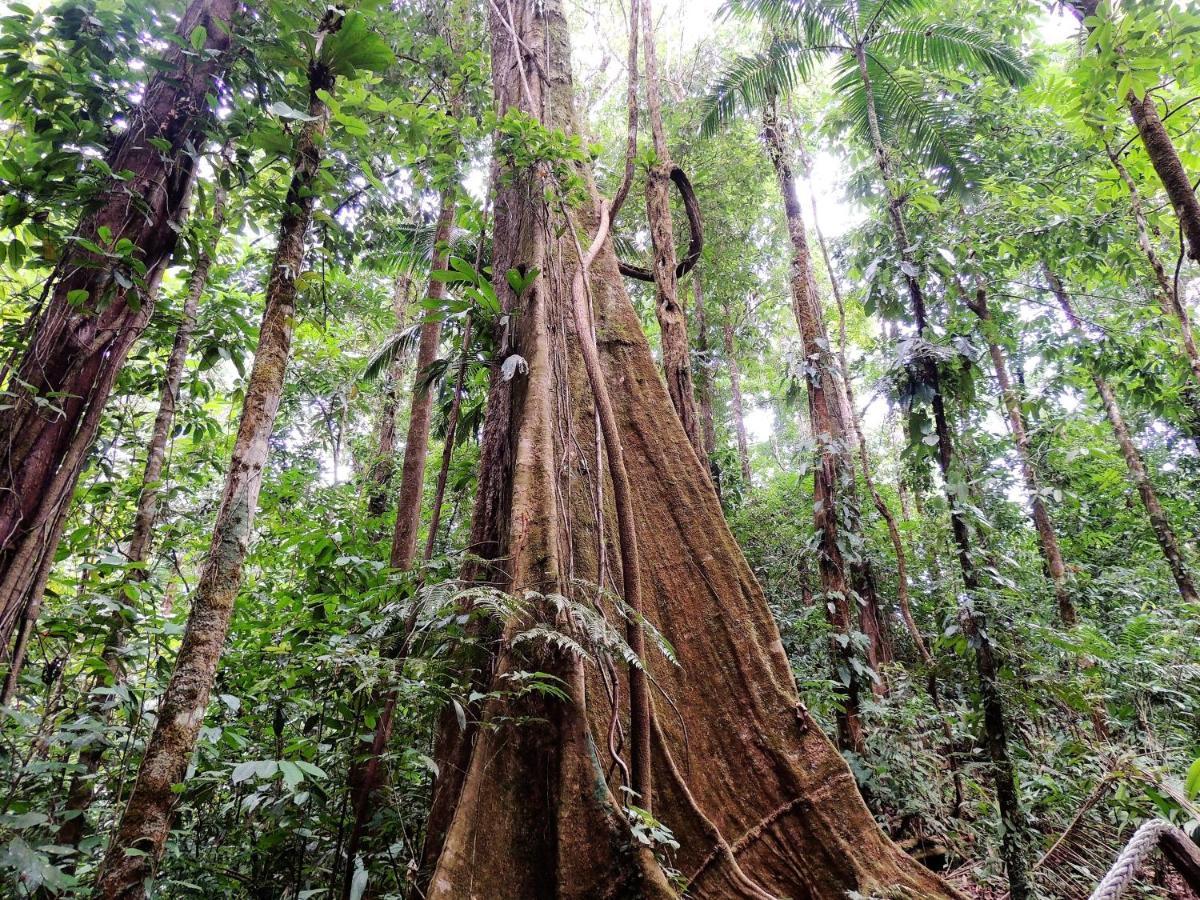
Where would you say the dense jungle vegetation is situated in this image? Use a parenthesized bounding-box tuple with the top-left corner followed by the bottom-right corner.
(1, 0, 1200, 897)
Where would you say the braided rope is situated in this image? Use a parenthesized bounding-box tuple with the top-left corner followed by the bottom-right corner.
(1088, 818, 1173, 900)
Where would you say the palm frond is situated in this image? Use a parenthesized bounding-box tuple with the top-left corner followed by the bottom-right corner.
(367, 220, 479, 278)
(869, 20, 1032, 86)
(358, 322, 423, 383)
(723, 0, 848, 44)
(855, 0, 933, 41)
(700, 39, 829, 137)
(832, 53, 976, 191)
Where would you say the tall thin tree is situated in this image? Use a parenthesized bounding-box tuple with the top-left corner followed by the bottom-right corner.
(95, 12, 347, 895)
(640, 0, 704, 456)
(702, 1, 1035, 892)
(1045, 265, 1199, 606)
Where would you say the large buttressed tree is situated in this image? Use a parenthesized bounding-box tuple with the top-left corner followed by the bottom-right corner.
(0, 0, 238, 644)
(424, 1, 958, 897)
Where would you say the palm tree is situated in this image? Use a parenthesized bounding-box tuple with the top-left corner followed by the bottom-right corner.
(701, 1, 1035, 897)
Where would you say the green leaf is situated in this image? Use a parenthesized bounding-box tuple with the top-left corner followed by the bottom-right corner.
(189, 24, 207, 52)
(1186, 758, 1200, 801)
(321, 12, 395, 78)
(278, 760, 304, 790)
(268, 101, 316, 122)
(0, 812, 48, 829)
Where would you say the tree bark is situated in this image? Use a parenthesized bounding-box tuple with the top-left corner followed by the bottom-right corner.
(424, 313, 472, 562)
(367, 275, 412, 519)
(94, 23, 338, 896)
(640, 0, 703, 458)
(722, 305, 753, 485)
(692, 270, 719, 482)
(0, 0, 238, 647)
(339, 191, 456, 893)
(966, 286, 1075, 626)
(421, 4, 963, 898)
(854, 41, 1031, 899)
(1064, 0, 1200, 260)
(1045, 266, 1200, 606)
(761, 97, 866, 748)
(1126, 91, 1200, 263)
(59, 179, 230, 858)
(389, 191, 455, 570)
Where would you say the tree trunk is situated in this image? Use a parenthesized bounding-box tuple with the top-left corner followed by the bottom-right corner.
(424, 314, 472, 562)
(94, 26, 338, 896)
(966, 286, 1075, 626)
(0, 0, 238, 647)
(692, 270, 719, 486)
(58, 180, 230, 858)
(339, 191, 457, 893)
(641, 0, 703, 457)
(389, 191, 455, 570)
(367, 275, 413, 519)
(1045, 266, 1200, 606)
(421, 4, 963, 898)
(854, 42, 1031, 899)
(761, 97, 866, 747)
(722, 306, 753, 485)
(1064, 0, 1200, 260)
(1126, 91, 1200, 263)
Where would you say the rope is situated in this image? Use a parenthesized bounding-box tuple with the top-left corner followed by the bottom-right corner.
(1088, 818, 1173, 900)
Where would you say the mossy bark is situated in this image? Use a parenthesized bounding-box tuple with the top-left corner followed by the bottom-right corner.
(58, 182, 230, 858)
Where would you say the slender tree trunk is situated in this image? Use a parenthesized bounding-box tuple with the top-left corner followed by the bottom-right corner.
(94, 26, 338, 896)
(389, 191, 455, 570)
(797, 150, 894, 681)
(761, 97, 865, 748)
(966, 286, 1075, 626)
(692, 271, 719, 482)
(816, 209, 960, 799)
(855, 42, 1030, 899)
(0, 0, 238, 647)
(58, 181, 230, 858)
(424, 314, 472, 562)
(1064, 0, 1200, 260)
(1045, 266, 1200, 605)
(640, 0, 703, 457)
(423, 3, 962, 898)
(1127, 91, 1200, 262)
(722, 305, 753, 485)
(339, 190, 456, 894)
(367, 275, 412, 519)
